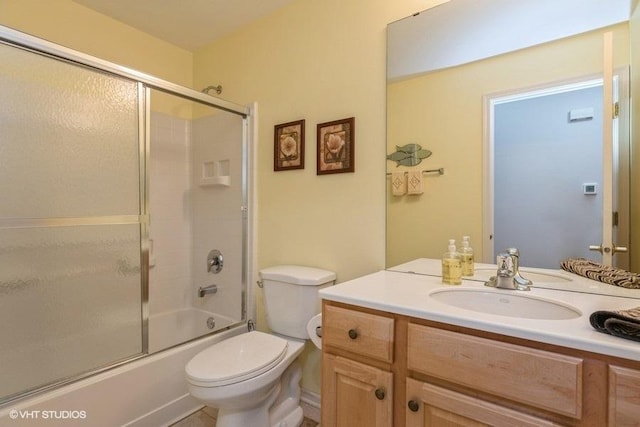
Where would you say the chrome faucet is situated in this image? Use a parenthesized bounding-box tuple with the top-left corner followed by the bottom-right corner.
(485, 248, 531, 291)
(198, 284, 218, 297)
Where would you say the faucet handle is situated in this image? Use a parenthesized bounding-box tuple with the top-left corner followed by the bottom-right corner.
(496, 253, 514, 276)
(505, 248, 520, 257)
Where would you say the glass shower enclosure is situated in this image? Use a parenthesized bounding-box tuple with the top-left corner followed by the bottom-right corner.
(0, 26, 250, 404)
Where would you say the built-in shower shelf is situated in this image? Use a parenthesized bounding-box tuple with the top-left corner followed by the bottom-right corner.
(200, 160, 231, 187)
(200, 176, 231, 187)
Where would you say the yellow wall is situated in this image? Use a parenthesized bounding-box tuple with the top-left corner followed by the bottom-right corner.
(193, 0, 443, 393)
(194, 0, 436, 279)
(387, 24, 630, 267)
(0, 0, 193, 88)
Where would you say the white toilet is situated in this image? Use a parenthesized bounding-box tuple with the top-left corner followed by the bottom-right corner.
(185, 265, 335, 427)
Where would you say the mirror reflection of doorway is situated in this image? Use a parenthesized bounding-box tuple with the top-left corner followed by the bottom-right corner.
(486, 75, 629, 269)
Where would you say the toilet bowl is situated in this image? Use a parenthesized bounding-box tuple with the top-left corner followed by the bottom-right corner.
(185, 265, 335, 427)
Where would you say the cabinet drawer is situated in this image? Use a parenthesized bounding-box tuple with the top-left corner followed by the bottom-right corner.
(408, 324, 583, 419)
(324, 305, 394, 363)
(406, 378, 564, 427)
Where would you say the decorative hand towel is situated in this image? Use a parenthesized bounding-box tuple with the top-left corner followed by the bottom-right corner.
(589, 306, 640, 342)
(391, 171, 406, 196)
(560, 258, 640, 289)
(407, 170, 423, 195)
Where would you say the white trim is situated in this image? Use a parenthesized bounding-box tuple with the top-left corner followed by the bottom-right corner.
(300, 389, 321, 423)
(491, 79, 603, 105)
(123, 395, 201, 427)
(602, 31, 615, 266)
(246, 102, 259, 324)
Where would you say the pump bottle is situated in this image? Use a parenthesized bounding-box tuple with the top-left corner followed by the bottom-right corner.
(461, 236, 474, 276)
(442, 239, 462, 285)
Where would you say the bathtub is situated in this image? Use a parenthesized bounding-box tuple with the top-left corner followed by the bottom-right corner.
(148, 308, 236, 354)
(0, 311, 245, 427)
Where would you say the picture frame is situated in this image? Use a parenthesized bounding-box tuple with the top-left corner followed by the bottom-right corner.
(274, 119, 305, 171)
(316, 117, 355, 175)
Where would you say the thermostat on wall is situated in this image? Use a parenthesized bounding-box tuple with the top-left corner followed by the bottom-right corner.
(583, 183, 598, 195)
(569, 107, 594, 122)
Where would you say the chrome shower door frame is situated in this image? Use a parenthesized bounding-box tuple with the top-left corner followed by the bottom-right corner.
(0, 24, 251, 405)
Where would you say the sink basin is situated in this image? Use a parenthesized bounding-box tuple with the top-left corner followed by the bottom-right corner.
(471, 268, 572, 284)
(429, 288, 581, 320)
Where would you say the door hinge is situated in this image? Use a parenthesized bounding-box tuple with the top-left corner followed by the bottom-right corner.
(613, 211, 619, 227)
(613, 102, 619, 118)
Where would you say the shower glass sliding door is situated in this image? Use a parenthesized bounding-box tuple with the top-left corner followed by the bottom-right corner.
(0, 42, 144, 402)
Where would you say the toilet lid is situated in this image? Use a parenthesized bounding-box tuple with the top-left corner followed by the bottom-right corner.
(185, 331, 288, 387)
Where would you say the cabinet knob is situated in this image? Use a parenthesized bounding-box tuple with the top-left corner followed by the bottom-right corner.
(348, 329, 358, 339)
(408, 400, 419, 412)
(375, 388, 385, 400)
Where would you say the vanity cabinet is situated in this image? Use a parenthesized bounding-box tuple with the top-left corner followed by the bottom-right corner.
(321, 304, 395, 426)
(321, 301, 640, 427)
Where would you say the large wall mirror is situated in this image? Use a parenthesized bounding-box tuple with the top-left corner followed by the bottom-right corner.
(386, 0, 640, 298)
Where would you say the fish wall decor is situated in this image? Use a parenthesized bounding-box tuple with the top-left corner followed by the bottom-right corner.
(386, 144, 432, 167)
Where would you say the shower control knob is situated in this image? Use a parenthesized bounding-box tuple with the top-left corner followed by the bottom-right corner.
(207, 249, 223, 273)
(348, 329, 358, 339)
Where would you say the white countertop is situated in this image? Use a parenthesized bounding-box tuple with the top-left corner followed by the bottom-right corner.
(320, 260, 640, 362)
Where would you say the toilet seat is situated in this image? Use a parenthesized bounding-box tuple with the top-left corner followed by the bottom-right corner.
(185, 331, 288, 387)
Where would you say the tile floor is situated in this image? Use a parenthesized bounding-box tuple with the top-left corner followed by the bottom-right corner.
(170, 406, 319, 427)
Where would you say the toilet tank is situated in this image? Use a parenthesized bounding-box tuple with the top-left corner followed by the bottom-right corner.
(259, 265, 336, 339)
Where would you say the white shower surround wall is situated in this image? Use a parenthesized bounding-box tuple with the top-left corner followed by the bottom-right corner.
(190, 111, 245, 321)
(149, 110, 245, 343)
(149, 111, 193, 316)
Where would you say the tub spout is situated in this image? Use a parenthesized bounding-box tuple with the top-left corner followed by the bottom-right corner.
(198, 284, 218, 297)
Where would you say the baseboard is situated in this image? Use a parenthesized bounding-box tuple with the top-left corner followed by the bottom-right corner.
(124, 388, 319, 426)
(300, 389, 320, 423)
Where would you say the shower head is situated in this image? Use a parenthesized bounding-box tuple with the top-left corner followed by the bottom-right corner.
(202, 85, 223, 95)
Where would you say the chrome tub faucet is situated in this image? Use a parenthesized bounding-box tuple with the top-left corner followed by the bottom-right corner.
(198, 284, 218, 297)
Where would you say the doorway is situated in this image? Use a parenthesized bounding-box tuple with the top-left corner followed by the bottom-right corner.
(483, 75, 629, 269)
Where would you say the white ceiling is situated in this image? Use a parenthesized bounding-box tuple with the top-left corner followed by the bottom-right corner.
(73, 0, 295, 51)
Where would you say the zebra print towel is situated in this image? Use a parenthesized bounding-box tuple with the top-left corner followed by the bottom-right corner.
(560, 258, 640, 289)
(589, 307, 640, 343)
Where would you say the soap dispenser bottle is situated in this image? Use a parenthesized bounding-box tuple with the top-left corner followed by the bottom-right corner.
(461, 235, 474, 276)
(442, 239, 462, 285)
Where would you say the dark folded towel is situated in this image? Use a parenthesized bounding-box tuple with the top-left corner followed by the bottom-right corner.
(560, 258, 640, 289)
(590, 307, 640, 342)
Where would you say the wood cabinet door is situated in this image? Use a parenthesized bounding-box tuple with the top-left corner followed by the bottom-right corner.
(609, 366, 640, 426)
(405, 378, 563, 427)
(322, 353, 393, 427)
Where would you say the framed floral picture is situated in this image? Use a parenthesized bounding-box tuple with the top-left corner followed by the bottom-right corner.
(274, 119, 305, 171)
(316, 117, 355, 175)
